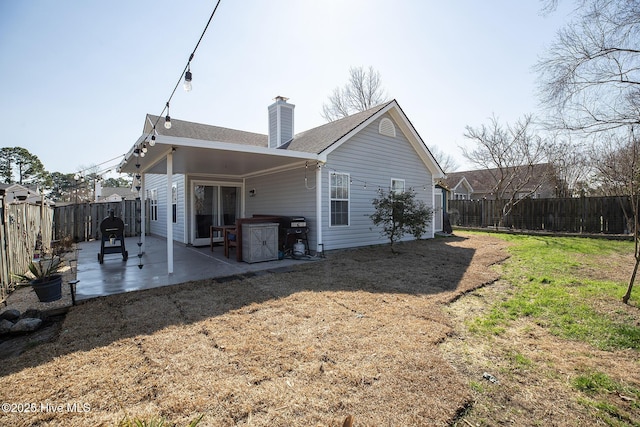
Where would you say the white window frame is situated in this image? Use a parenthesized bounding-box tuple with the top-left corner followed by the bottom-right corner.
(330, 172, 350, 227)
(148, 189, 158, 221)
(391, 178, 405, 194)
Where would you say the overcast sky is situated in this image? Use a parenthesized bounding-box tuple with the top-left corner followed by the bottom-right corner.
(0, 1, 575, 177)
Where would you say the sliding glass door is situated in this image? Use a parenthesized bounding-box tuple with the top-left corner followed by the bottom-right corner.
(192, 182, 242, 246)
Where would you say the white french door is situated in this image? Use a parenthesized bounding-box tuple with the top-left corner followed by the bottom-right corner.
(191, 181, 242, 246)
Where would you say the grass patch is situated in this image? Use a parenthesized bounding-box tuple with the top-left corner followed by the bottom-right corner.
(469, 381, 484, 393)
(572, 371, 622, 395)
(467, 233, 640, 351)
(508, 350, 533, 369)
(577, 397, 640, 427)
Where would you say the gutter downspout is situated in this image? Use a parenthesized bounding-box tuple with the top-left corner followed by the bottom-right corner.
(167, 151, 174, 274)
(141, 174, 146, 248)
(316, 163, 323, 255)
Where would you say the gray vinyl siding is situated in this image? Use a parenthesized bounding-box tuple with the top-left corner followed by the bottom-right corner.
(145, 174, 186, 243)
(280, 108, 293, 144)
(245, 166, 317, 251)
(268, 107, 277, 148)
(321, 114, 434, 251)
(268, 103, 294, 147)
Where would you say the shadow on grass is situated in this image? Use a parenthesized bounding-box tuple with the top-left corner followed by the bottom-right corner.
(0, 234, 488, 376)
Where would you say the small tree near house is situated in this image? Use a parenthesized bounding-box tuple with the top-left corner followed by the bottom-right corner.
(370, 189, 433, 253)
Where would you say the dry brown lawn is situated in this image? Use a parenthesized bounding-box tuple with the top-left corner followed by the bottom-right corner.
(4, 232, 638, 426)
(0, 233, 508, 426)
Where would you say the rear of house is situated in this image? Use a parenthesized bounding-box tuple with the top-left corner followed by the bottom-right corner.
(124, 98, 444, 256)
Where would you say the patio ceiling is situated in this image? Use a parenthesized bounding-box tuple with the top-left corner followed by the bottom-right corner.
(119, 135, 319, 177)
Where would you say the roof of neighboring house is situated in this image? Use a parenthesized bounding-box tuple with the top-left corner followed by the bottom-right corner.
(444, 163, 553, 194)
(0, 183, 54, 205)
(99, 187, 137, 200)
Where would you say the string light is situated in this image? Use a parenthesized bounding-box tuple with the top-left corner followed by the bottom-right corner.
(69, 1, 222, 182)
(164, 102, 172, 129)
(321, 165, 430, 193)
(184, 63, 193, 92)
(140, 1, 221, 147)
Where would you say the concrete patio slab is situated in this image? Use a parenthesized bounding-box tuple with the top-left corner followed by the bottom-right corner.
(75, 235, 321, 301)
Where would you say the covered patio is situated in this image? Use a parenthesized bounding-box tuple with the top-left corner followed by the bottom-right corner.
(75, 235, 319, 301)
(117, 115, 322, 276)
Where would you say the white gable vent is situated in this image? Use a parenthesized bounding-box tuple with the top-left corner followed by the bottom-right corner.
(379, 117, 396, 137)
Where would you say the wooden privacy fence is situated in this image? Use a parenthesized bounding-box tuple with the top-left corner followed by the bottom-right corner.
(53, 200, 142, 242)
(0, 200, 54, 302)
(448, 196, 632, 234)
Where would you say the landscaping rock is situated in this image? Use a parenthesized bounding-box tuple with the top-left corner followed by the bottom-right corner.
(0, 319, 14, 334)
(0, 309, 20, 321)
(11, 318, 42, 333)
(21, 309, 43, 320)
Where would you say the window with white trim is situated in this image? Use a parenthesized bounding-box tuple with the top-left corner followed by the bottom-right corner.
(330, 172, 350, 226)
(391, 178, 405, 194)
(148, 189, 158, 221)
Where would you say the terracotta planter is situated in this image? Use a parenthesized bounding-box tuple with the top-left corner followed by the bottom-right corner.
(31, 274, 62, 302)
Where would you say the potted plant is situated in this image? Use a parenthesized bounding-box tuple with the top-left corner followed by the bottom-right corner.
(14, 254, 64, 302)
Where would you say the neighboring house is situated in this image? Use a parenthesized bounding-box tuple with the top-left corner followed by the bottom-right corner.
(118, 97, 444, 271)
(0, 183, 54, 205)
(443, 164, 556, 201)
(96, 186, 138, 202)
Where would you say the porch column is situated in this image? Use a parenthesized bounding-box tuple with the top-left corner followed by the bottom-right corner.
(316, 164, 323, 255)
(167, 152, 174, 274)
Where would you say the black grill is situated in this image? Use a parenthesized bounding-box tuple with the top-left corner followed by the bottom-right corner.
(252, 215, 310, 254)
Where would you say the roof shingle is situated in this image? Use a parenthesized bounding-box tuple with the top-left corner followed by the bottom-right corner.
(146, 100, 392, 154)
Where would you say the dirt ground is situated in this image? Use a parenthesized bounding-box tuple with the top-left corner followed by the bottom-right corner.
(4, 232, 630, 426)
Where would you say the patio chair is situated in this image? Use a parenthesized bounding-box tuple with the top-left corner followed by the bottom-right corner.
(224, 226, 238, 258)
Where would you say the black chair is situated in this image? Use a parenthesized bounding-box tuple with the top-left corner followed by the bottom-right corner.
(98, 211, 128, 264)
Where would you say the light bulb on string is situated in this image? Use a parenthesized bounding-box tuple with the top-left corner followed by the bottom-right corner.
(184, 66, 192, 92)
(164, 102, 172, 129)
(150, 134, 156, 146)
(142, 143, 148, 153)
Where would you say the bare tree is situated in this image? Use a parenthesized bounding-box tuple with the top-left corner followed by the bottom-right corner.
(462, 114, 547, 227)
(590, 129, 640, 303)
(538, 0, 640, 303)
(536, 0, 640, 134)
(429, 146, 459, 173)
(545, 132, 591, 197)
(321, 66, 389, 121)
